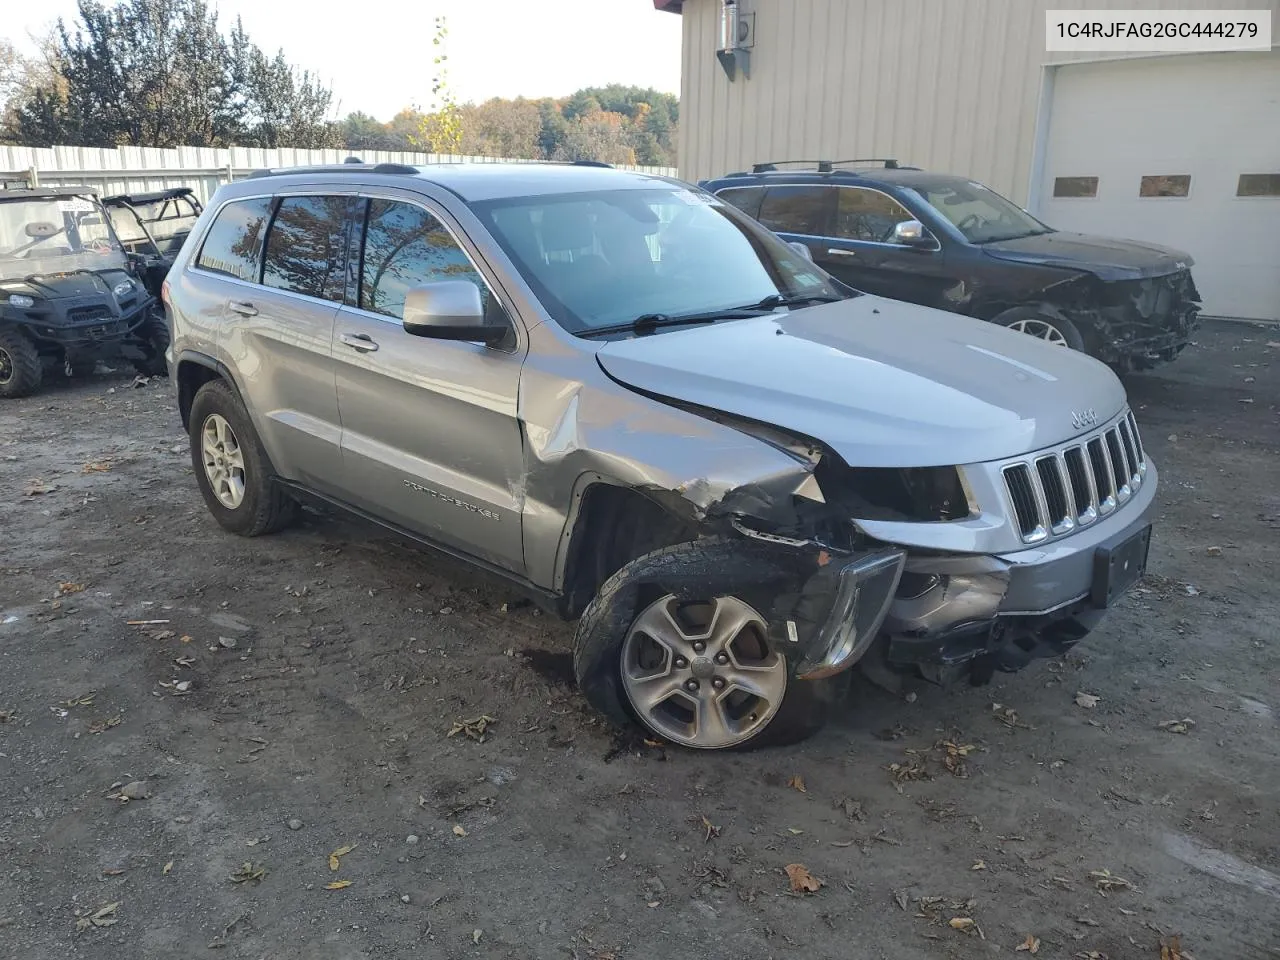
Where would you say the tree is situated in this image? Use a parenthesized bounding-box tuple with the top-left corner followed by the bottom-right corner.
(459, 97, 540, 159)
(536, 98, 568, 160)
(7, 0, 337, 148)
(340, 111, 395, 151)
(553, 111, 636, 166)
(410, 16, 462, 153)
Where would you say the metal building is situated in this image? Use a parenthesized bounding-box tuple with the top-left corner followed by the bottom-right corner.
(657, 0, 1280, 320)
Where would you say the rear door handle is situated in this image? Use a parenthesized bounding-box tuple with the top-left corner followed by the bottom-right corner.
(228, 300, 258, 316)
(340, 333, 379, 353)
(826, 248, 858, 257)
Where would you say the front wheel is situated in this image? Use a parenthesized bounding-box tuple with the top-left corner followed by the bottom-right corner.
(991, 306, 1085, 352)
(573, 539, 846, 750)
(0, 328, 42, 399)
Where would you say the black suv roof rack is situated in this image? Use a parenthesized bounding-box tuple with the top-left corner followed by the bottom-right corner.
(0, 184, 100, 199)
(245, 162, 419, 179)
(750, 158, 917, 174)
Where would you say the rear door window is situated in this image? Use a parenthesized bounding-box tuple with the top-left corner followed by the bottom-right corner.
(757, 185, 834, 236)
(715, 186, 765, 219)
(262, 195, 353, 302)
(834, 187, 915, 243)
(195, 196, 273, 282)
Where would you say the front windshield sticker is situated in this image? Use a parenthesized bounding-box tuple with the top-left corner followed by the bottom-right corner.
(57, 197, 96, 213)
(674, 189, 719, 206)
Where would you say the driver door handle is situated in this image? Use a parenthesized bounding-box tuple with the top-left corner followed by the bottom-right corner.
(826, 248, 858, 257)
(340, 332, 379, 353)
(228, 300, 258, 316)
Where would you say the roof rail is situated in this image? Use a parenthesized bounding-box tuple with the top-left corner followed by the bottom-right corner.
(245, 161, 419, 179)
(750, 158, 913, 174)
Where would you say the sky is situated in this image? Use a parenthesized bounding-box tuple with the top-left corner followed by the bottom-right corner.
(11, 0, 684, 120)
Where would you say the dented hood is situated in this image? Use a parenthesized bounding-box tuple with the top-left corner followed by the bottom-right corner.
(982, 231, 1193, 281)
(595, 297, 1127, 467)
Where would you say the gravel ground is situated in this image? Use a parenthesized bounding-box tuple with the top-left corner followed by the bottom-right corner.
(1, 320, 1278, 960)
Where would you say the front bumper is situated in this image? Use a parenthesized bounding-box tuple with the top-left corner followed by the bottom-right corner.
(15, 297, 153, 348)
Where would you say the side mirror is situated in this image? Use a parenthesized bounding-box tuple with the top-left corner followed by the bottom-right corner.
(402, 280, 508, 346)
(787, 240, 814, 262)
(892, 220, 935, 249)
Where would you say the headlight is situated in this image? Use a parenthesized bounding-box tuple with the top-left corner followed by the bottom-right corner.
(7, 294, 35, 308)
(112, 280, 134, 298)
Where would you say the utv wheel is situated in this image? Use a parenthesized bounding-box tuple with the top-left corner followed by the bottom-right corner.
(573, 539, 847, 751)
(134, 310, 170, 377)
(992, 306, 1085, 352)
(0, 329, 42, 399)
(189, 379, 298, 536)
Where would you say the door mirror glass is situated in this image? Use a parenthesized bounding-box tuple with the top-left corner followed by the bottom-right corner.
(402, 280, 507, 345)
(893, 219, 933, 247)
(787, 240, 814, 262)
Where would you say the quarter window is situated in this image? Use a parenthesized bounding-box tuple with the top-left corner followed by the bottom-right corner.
(715, 186, 766, 219)
(1052, 176, 1099, 199)
(262, 196, 353, 301)
(360, 199, 491, 320)
(834, 187, 915, 243)
(757, 185, 833, 236)
(195, 196, 273, 281)
(1139, 175, 1190, 198)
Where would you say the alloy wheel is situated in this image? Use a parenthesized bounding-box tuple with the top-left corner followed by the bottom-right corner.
(620, 594, 786, 749)
(201, 413, 247, 509)
(1007, 317, 1070, 346)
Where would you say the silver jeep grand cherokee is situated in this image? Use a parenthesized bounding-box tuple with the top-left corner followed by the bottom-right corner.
(165, 162, 1156, 750)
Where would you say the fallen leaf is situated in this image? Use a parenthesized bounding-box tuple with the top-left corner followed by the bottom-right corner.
(787, 774, 807, 793)
(1089, 869, 1134, 892)
(1206, 545, 1223, 556)
(949, 917, 977, 934)
(1160, 934, 1183, 960)
(893, 889, 910, 911)
(88, 715, 122, 735)
(102, 868, 125, 877)
(699, 815, 720, 843)
(82, 461, 112, 473)
(174, 656, 195, 668)
(971, 860, 986, 871)
(324, 880, 353, 890)
(1076, 916, 1100, 926)
(447, 714, 496, 741)
(452, 824, 467, 837)
(939, 741, 975, 778)
(57, 582, 86, 596)
(229, 862, 266, 884)
(162, 861, 173, 875)
(75, 901, 121, 932)
(472, 929, 483, 944)
(1157, 718, 1195, 734)
(784, 862, 823, 893)
(1016, 934, 1041, 953)
(24, 481, 55, 497)
(836, 797, 865, 821)
(991, 703, 1030, 728)
(1075, 692, 1100, 709)
(328, 842, 357, 871)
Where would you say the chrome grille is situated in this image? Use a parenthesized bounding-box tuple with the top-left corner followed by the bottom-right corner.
(1003, 412, 1147, 544)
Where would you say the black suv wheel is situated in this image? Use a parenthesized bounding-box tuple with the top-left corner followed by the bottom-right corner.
(0, 329, 42, 398)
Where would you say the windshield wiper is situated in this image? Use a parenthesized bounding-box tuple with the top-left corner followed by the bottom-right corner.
(753, 293, 844, 309)
(578, 307, 767, 339)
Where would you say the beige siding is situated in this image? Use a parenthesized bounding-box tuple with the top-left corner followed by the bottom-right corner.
(677, 0, 1279, 202)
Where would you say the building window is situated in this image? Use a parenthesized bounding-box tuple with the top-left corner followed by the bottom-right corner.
(1052, 176, 1098, 199)
(1139, 175, 1191, 198)
(1237, 174, 1280, 197)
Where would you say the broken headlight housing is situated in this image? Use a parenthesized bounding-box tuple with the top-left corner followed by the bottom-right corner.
(817, 459, 974, 522)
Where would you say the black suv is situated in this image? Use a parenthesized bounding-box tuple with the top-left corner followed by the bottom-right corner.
(700, 161, 1201, 371)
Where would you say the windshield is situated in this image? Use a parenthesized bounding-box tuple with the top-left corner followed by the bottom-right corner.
(907, 179, 1051, 244)
(0, 195, 126, 281)
(471, 186, 846, 334)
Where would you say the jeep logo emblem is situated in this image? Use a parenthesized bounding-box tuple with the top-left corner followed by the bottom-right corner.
(1071, 408, 1098, 430)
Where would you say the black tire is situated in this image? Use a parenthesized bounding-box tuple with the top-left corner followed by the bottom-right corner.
(134, 309, 170, 377)
(189, 379, 298, 537)
(573, 538, 847, 751)
(0, 328, 42, 399)
(991, 305, 1086, 352)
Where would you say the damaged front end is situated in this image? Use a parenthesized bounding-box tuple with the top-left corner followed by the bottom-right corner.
(1058, 269, 1202, 369)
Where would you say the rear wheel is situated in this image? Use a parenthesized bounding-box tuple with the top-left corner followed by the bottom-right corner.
(134, 309, 170, 377)
(992, 306, 1085, 352)
(574, 538, 846, 750)
(0, 329, 42, 399)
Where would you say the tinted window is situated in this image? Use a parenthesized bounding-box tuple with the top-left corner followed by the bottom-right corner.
(360, 199, 490, 319)
(909, 179, 1051, 244)
(1052, 176, 1098, 198)
(1237, 173, 1280, 197)
(834, 187, 914, 243)
(757, 185, 833, 236)
(1139, 175, 1190, 198)
(196, 196, 272, 281)
(715, 186, 765, 219)
(262, 196, 352, 301)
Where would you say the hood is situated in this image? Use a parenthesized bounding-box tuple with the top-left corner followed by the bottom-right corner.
(0, 266, 131, 301)
(982, 231, 1192, 281)
(595, 297, 1127, 468)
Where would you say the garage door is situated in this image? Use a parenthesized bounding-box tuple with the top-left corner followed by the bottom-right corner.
(1037, 52, 1279, 321)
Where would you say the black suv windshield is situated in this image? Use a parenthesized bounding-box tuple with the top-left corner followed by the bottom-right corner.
(906, 178, 1051, 245)
(472, 186, 846, 334)
(0, 195, 126, 281)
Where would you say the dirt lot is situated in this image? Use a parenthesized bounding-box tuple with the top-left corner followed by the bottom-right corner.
(1, 320, 1278, 960)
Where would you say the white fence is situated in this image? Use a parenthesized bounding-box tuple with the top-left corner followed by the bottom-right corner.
(0, 144, 680, 203)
